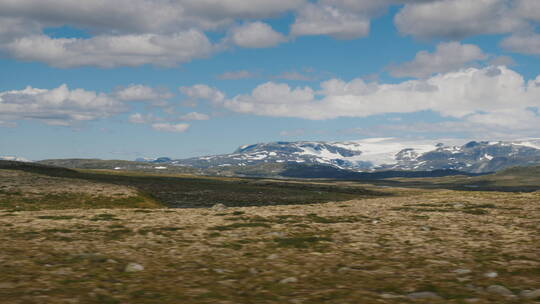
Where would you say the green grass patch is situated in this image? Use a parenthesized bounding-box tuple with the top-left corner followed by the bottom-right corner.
(462, 209, 489, 215)
(138, 227, 184, 235)
(37, 215, 80, 220)
(274, 235, 333, 249)
(89, 214, 118, 221)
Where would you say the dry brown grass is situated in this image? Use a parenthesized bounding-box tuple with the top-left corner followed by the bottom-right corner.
(0, 189, 538, 303)
(0, 170, 161, 210)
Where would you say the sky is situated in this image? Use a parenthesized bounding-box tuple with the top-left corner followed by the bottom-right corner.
(1, 0, 540, 160)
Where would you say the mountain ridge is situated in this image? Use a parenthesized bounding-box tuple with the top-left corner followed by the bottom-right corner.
(155, 138, 540, 174)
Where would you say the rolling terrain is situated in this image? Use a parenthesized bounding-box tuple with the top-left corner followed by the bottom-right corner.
(0, 161, 538, 303)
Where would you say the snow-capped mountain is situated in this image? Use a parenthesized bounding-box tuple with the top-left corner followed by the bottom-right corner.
(0, 156, 31, 162)
(167, 138, 540, 174)
(135, 157, 172, 163)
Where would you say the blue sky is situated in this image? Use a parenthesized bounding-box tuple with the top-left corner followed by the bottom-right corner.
(1, 0, 540, 160)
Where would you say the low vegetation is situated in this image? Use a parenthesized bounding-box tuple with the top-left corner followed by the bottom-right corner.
(0, 161, 539, 303)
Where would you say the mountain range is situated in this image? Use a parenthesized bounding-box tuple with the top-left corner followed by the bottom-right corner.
(139, 138, 540, 174)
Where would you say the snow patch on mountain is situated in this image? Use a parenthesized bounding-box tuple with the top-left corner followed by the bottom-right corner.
(0, 156, 32, 162)
(150, 138, 540, 174)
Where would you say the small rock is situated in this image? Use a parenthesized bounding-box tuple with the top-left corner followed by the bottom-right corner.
(269, 231, 286, 237)
(249, 268, 258, 275)
(465, 284, 484, 292)
(486, 285, 513, 296)
(267, 254, 279, 260)
(421, 226, 431, 232)
(337, 267, 352, 273)
(520, 289, 540, 299)
(280, 277, 298, 284)
(106, 259, 118, 264)
(51, 268, 72, 275)
(372, 220, 379, 224)
(407, 291, 442, 300)
(92, 288, 107, 295)
(213, 268, 226, 274)
(484, 271, 498, 278)
(125, 263, 144, 272)
(453, 203, 465, 208)
(211, 203, 227, 211)
(454, 269, 472, 275)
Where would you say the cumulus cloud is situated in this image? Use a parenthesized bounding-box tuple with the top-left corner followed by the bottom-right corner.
(5, 30, 213, 68)
(179, 84, 225, 105)
(227, 22, 287, 48)
(198, 67, 540, 135)
(274, 71, 316, 81)
(489, 55, 516, 66)
(114, 85, 173, 107)
(0, 0, 305, 34)
(151, 123, 190, 133)
(0, 84, 126, 126)
(217, 70, 255, 80)
(291, 3, 370, 39)
(178, 112, 210, 121)
(180, 0, 306, 21)
(390, 42, 488, 78)
(0, 0, 308, 67)
(515, 0, 540, 22)
(289, 0, 441, 40)
(501, 32, 540, 55)
(128, 113, 161, 124)
(344, 116, 540, 140)
(394, 0, 525, 39)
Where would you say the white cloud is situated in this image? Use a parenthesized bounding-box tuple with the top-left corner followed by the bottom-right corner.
(394, 0, 525, 39)
(151, 123, 190, 133)
(0, 0, 309, 67)
(180, 0, 306, 20)
(289, 0, 440, 40)
(178, 112, 210, 121)
(501, 32, 540, 55)
(5, 30, 213, 68)
(217, 70, 255, 80)
(0, 0, 305, 34)
(128, 113, 161, 124)
(206, 67, 540, 135)
(179, 84, 225, 105)
(390, 42, 488, 78)
(489, 55, 516, 66)
(291, 3, 370, 39)
(227, 22, 287, 48)
(114, 85, 173, 107)
(0, 84, 127, 125)
(515, 0, 540, 22)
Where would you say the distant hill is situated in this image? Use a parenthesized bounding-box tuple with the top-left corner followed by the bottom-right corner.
(165, 138, 540, 174)
(30, 138, 540, 180)
(37, 159, 199, 174)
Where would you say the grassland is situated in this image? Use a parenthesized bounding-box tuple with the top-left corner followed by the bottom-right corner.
(0, 160, 386, 210)
(0, 161, 539, 303)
